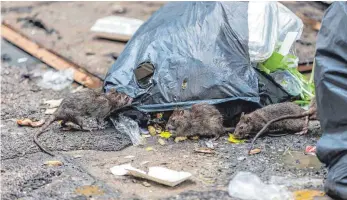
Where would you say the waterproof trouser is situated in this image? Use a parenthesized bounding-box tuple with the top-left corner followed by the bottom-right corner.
(314, 2, 347, 200)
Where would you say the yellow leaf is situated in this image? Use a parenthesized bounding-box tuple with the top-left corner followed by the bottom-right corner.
(158, 138, 166, 145)
(191, 136, 199, 140)
(294, 190, 325, 200)
(148, 126, 156, 136)
(44, 160, 63, 166)
(159, 131, 172, 138)
(145, 147, 154, 151)
(75, 185, 104, 196)
(228, 134, 245, 144)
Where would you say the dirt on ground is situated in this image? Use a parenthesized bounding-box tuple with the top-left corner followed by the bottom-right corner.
(1, 61, 327, 200)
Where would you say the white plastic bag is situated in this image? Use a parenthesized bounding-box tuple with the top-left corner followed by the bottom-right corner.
(228, 172, 294, 200)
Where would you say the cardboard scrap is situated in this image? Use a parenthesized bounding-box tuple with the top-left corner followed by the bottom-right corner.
(110, 164, 192, 187)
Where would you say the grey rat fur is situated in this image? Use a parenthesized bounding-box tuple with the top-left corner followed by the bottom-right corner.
(34, 88, 133, 156)
(247, 98, 317, 154)
(165, 103, 234, 139)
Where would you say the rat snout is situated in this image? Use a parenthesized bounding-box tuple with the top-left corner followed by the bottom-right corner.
(232, 131, 242, 139)
(166, 124, 176, 132)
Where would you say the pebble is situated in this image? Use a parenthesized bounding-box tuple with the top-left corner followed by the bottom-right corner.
(237, 156, 246, 161)
(142, 181, 151, 187)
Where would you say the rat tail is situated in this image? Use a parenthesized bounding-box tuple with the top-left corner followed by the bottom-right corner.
(34, 116, 56, 156)
(248, 113, 309, 154)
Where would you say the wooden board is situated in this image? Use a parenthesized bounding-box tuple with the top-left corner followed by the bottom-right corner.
(1, 23, 103, 88)
(298, 64, 313, 73)
(1, 2, 166, 79)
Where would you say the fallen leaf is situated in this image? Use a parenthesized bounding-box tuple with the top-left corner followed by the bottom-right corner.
(175, 136, 187, 143)
(44, 160, 63, 166)
(228, 134, 245, 144)
(191, 136, 199, 140)
(249, 148, 261, 155)
(75, 185, 104, 196)
(148, 126, 156, 136)
(145, 147, 154, 151)
(293, 189, 325, 200)
(194, 148, 215, 154)
(17, 119, 45, 127)
(158, 138, 166, 145)
(159, 131, 171, 138)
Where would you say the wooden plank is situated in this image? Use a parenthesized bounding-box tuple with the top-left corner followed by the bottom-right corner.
(298, 64, 313, 72)
(1, 23, 103, 89)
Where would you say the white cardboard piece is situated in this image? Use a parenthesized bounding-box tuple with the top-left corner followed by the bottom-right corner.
(91, 16, 144, 36)
(110, 164, 192, 187)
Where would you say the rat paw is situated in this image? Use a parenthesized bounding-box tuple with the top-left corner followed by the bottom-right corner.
(97, 125, 107, 130)
(295, 130, 308, 135)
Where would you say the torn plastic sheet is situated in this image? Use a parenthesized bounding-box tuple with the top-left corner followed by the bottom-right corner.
(104, 2, 303, 116)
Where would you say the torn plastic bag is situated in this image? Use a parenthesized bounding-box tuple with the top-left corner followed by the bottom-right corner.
(314, 2, 347, 199)
(104, 2, 303, 117)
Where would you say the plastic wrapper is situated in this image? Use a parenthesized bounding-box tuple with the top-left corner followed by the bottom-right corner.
(104, 2, 303, 117)
(37, 68, 74, 91)
(110, 115, 143, 146)
(228, 171, 293, 200)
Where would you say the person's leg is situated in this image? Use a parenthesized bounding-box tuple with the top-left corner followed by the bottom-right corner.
(314, 2, 347, 199)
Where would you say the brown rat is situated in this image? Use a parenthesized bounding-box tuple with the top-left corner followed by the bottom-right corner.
(165, 103, 234, 139)
(247, 98, 317, 154)
(34, 88, 133, 156)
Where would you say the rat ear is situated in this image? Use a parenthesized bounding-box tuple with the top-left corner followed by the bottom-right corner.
(244, 115, 252, 122)
(241, 112, 245, 117)
(178, 110, 184, 116)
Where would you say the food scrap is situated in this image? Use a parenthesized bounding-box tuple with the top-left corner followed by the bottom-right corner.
(148, 126, 156, 136)
(44, 160, 63, 166)
(190, 136, 199, 140)
(293, 189, 325, 200)
(17, 118, 45, 127)
(145, 147, 154, 151)
(228, 134, 245, 144)
(159, 131, 171, 138)
(249, 148, 261, 155)
(158, 138, 166, 145)
(305, 146, 316, 155)
(174, 136, 187, 143)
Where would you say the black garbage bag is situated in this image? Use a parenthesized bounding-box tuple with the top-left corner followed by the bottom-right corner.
(314, 2, 347, 199)
(104, 2, 302, 119)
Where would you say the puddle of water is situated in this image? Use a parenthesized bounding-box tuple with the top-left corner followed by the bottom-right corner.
(281, 151, 323, 169)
